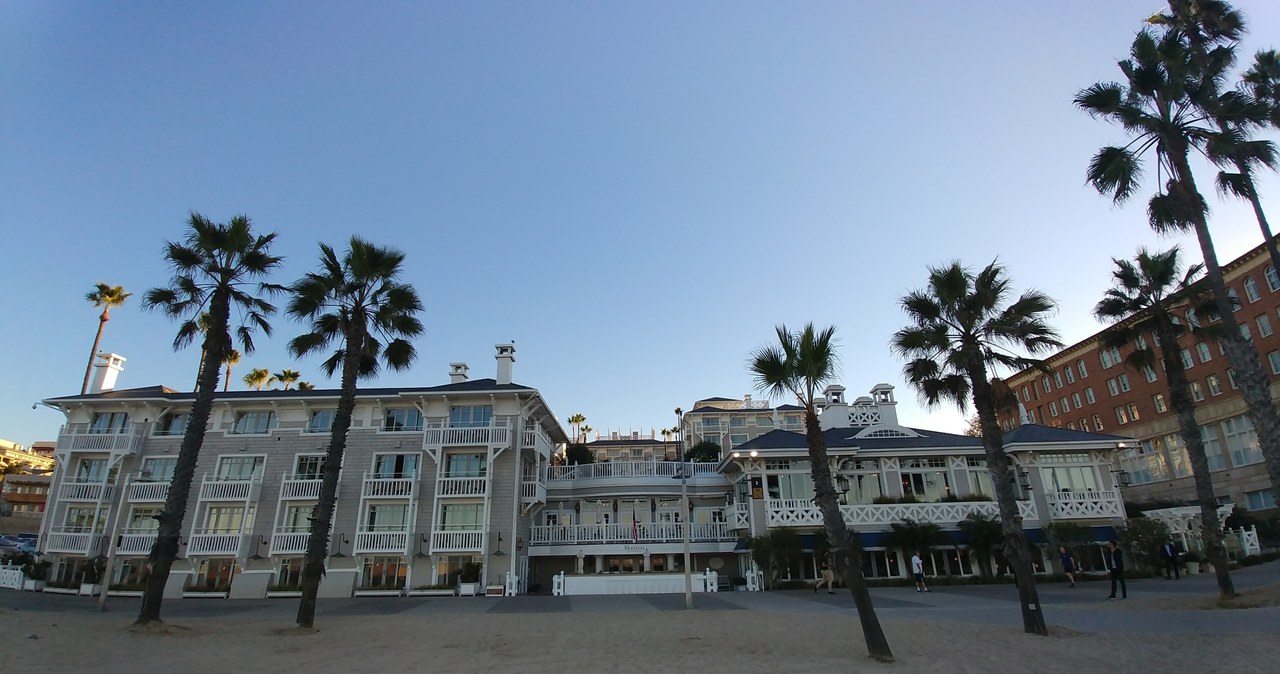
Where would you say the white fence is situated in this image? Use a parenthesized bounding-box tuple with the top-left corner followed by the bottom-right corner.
(552, 569, 719, 596)
(0, 564, 22, 590)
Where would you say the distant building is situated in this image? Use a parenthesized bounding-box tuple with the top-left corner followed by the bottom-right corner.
(0, 438, 56, 473)
(1, 474, 51, 520)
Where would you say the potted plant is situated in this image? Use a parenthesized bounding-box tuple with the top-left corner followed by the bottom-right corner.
(79, 556, 107, 596)
(1181, 550, 1203, 575)
(407, 583, 456, 597)
(19, 555, 50, 592)
(457, 562, 483, 597)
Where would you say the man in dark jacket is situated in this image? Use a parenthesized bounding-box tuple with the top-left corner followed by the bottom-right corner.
(1160, 539, 1181, 580)
(1106, 540, 1127, 599)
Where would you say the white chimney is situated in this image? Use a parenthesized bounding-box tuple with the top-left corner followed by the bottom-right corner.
(449, 362, 469, 383)
(91, 353, 126, 393)
(495, 343, 515, 385)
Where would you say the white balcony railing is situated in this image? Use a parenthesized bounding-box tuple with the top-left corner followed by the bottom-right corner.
(520, 479, 546, 504)
(58, 423, 145, 453)
(127, 481, 170, 502)
(116, 532, 158, 555)
(437, 476, 487, 497)
(271, 531, 311, 556)
(59, 479, 113, 502)
(766, 499, 1039, 528)
(547, 461, 722, 481)
(198, 476, 261, 502)
(361, 472, 416, 498)
(186, 530, 245, 556)
(529, 522, 733, 546)
(430, 529, 484, 552)
(423, 422, 510, 447)
(729, 503, 749, 530)
(44, 528, 104, 554)
(354, 529, 410, 554)
(280, 475, 323, 500)
(521, 428, 555, 457)
(1045, 490, 1124, 520)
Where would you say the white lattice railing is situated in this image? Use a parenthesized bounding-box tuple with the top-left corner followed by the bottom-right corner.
(547, 461, 721, 481)
(437, 476, 487, 497)
(116, 532, 157, 555)
(423, 423, 510, 447)
(529, 522, 732, 545)
(271, 531, 311, 555)
(0, 564, 22, 590)
(354, 529, 410, 554)
(127, 481, 170, 502)
(361, 473, 416, 498)
(730, 504, 750, 530)
(766, 499, 1039, 527)
(280, 476, 323, 500)
(1045, 491, 1124, 520)
(187, 531, 245, 556)
(59, 479, 112, 502)
(430, 530, 484, 552)
(198, 477, 260, 502)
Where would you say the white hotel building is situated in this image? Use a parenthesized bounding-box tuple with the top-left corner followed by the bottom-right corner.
(36, 346, 1130, 597)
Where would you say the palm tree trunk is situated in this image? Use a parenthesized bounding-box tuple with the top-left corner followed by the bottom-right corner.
(81, 312, 108, 395)
(971, 367, 1048, 636)
(1239, 169, 1280, 280)
(1170, 152, 1280, 506)
(223, 362, 232, 392)
(804, 409, 894, 662)
(296, 324, 363, 628)
(137, 293, 230, 624)
(1155, 320, 1235, 598)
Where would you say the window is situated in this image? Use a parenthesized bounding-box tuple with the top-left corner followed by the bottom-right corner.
(438, 503, 483, 530)
(900, 463, 951, 502)
(1228, 368, 1238, 389)
(1143, 365, 1158, 383)
(1118, 374, 1131, 392)
(372, 453, 418, 479)
(383, 408, 423, 432)
(755, 415, 773, 428)
(141, 457, 177, 482)
(1092, 414, 1104, 432)
(293, 455, 325, 480)
(1065, 368, 1075, 384)
(1153, 393, 1167, 414)
(361, 556, 407, 590)
(730, 416, 747, 428)
(1241, 322, 1252, 340)
(1120, 443, 1169, 485)
(1268, 265, 1280, 292)
(1244, 276, 1261, 302)
(63, 506, 106, 532)
(276, 557, 303, 590)
(1180, 349, 1194, 369)
(1259, 314, 1274, 338)
(449, 405, 493, 428)
(232, 411, 275, 434)
(1072, 392, 1082, 408)
(1039, 465, 1099, 493)
(1060, 396, 1070, 413)
(204, 505, 253, 533)
(1042, 376, 1052, 393)
(306, 410, 335, 433)
(192, 559, 237, 592)
(1099, 347, 1121, 369)
(1207, 374, 1222, 396)
(1049, 401, 1059, 417)
(445, 452, 486, 478)
(1084, 387, 1096, 404)
(1078, 418, 1090, 432)
(1077, 360, 1088, 378)
(1269, 351, 1280, 375)
(1163, 433, 1191, 478)
(155, 413, 189, 436)
(1246, 489, 1277, 511)
(1115, 407, 1129, 425)
(1196, 343, 1212, 363)
(1190, 381, 1205, 401)
(73, 458, 110, 482)
(1106, 378, 1120, 396)
(1053, 372, 1063, 388)
(1223, 415, 1264, 467)
(1126, 402, 1140, 421)
(1201, 424, 1226, 471)
(1228, 288, 1240, 311)
(1021, 385, 1030, 402)
(730, 434, 749, 447)
(366, 503, 410, 531)
(214, 456, 264, 481)
(281, 504, 315, 532)
(89, 412, 129, 434)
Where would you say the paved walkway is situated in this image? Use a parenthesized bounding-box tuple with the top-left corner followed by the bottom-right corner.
(6, 561, 1278, 635)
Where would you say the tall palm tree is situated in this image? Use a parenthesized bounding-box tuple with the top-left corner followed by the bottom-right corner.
(242, 367, 272, 391)
(892, 261, 1061, 636)
(1078, 26, 1280, 504)
(273, 369, 301, 390)
(287, 236, 423, 629)
(222, 349, 241, 392)
(138, 212, 284, 624)
(81, 283, 131, 394)
(568, 413, 586, 443)
(580, 425, 592, 442)
(957, 513, 1003, 579)
(1094, 247, 1235, 598)
(750, 323, 893, 661)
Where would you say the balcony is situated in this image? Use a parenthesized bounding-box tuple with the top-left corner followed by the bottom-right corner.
(529, 522, 733, 546)
(127, 481, 171, 502)
(423, 422, 511, 448)
(437, 476, 487, 497)
(361, 472, 416, 498)
(186, 530, 245, 556)
(57, 423, 145, 454)
(270, 530, 311, 556)
(280, 475, 323, 500)
(354, 529, 410, 555)
(44, 528, 104, 554)
(59, 478, 113, 502)
(521, 428, 555, 457)
(116, 531, 158, 555)
(728, 503, 749, 530)
(198, 475, 262, 502)
(766, 499, 1039, 528)
(430, 529, 484, 553)
(547, 461, 722, 481)
(520, 479, 546, 505)
(1045, 490, 1124, 520)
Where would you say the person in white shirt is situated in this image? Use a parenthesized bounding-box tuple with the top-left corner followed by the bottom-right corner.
(911, 551, 930, 593)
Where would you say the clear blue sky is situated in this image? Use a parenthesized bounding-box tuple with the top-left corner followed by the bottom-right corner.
(3, 1, 1279, 446)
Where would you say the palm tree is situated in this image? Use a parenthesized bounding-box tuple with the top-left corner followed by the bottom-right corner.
(891, 261, 1061, 636)
(568, 413, 586, 443)
(1078, 26, 1280, 505)
(580, 424, 592, 443)
(957, 513, 1003, 579)
(81, 283, 131, 394)
(882, 520, 950, 574)
(222, 349, 241, 392)
(138, 212, 284, 624)
(297, 381, 315, 391)
(273, 369, 301, 390)
(1094, 247, 1235, 598)
(750, 323, 893, 661)
(242, 367, 272, 391)
(287, 236, 423, 629)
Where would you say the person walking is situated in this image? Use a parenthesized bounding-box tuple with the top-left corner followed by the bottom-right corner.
(1105, 540, 1126, 599)
(911, 550, 930, 593)
(813, 557, 835, 594)
(1160, 539, 1181, 580)
(1058, 545, 1077, 588)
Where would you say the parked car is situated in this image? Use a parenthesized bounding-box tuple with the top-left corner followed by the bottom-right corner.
(0, 535, 38, 556)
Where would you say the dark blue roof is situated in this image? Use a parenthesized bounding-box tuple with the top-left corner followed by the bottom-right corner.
(46, 378, 534, 403)
(587, 438, 669, 447)
(735, 427, 982, 452)
(1003, 424, 1131, 444)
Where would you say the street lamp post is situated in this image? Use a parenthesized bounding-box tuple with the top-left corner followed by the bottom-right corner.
(675, 407, 692, 609)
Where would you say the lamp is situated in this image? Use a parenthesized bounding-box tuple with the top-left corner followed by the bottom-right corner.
(330, 534, 349, 558)
(1017, 469, 1032, 494)
(1111, 469, 1133, 488)
(516, 537, 525, 551)
(835, 475, 850, 506)
(493, 531, 505, 556)
(249, 534, 268, 560)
